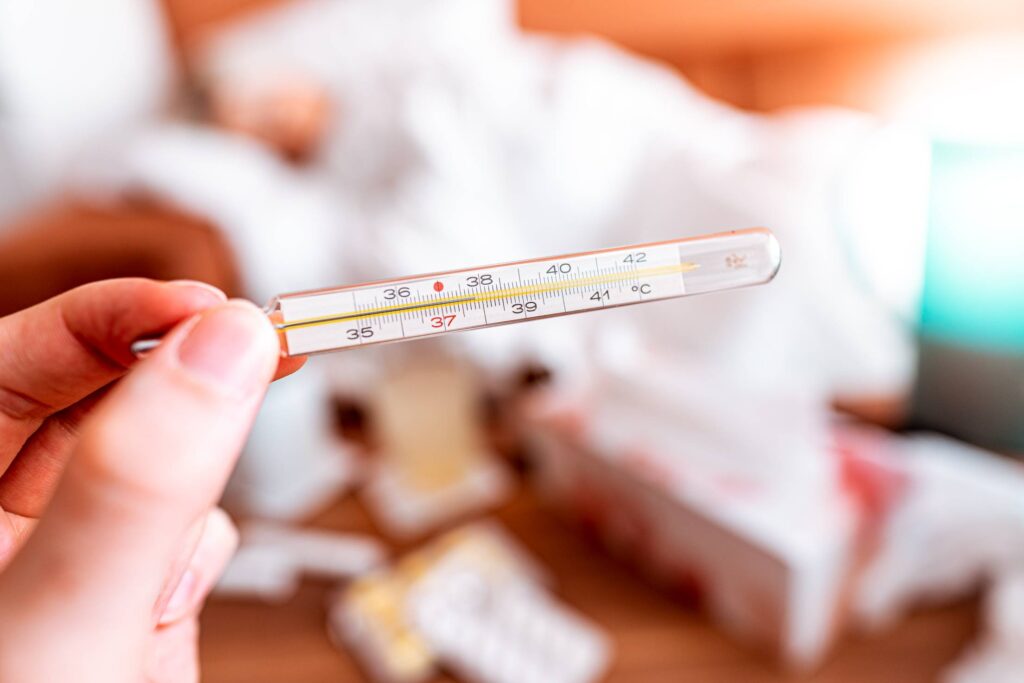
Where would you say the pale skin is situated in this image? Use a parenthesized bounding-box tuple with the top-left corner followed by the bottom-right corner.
(0, 279, 306, 682)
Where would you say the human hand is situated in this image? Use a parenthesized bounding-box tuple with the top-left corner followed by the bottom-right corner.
(0, 279, 304, 682)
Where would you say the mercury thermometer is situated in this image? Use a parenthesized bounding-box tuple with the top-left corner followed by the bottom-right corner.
(134, 228, 780, 357)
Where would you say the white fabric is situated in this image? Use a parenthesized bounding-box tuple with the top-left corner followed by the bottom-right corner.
(0, 0, 172, 210)
(855, 434, 1024, 628)
(195, 0, 920, 401)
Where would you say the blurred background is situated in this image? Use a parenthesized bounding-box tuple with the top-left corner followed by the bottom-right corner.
(1, 0, 1023, 681)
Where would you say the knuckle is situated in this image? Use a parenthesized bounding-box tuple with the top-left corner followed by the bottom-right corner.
(0, 385, 52, 423)
(73, 420, 172, 505)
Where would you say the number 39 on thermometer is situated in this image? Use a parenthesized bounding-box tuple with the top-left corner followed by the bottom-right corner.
(266, 228, 780, 356)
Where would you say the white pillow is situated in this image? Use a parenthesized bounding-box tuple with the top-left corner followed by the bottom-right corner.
(0, 0, 173, 205)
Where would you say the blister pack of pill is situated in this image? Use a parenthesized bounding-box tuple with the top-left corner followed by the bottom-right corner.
(329, 521, 610, 683)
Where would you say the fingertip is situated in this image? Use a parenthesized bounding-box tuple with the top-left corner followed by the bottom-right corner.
(57, 279, 233, 368)
(224, 299, 281, 365)
(165, 280, 228, 306)
(273, 354, 308, 381)
(169, 300, 279, 397)
(206, 507, 240, 551)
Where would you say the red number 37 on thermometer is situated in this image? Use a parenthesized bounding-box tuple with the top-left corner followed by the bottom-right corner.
(430, 314, 458, 329)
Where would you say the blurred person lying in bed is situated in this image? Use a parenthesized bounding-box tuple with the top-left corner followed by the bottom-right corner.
(0, 0, 924, 521)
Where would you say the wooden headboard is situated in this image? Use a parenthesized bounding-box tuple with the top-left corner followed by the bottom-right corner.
(159, 0, 1022, 111)
(160, 0, 289, 50)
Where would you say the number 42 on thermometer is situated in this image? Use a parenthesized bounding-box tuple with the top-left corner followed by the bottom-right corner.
(267, 227, 780, 356)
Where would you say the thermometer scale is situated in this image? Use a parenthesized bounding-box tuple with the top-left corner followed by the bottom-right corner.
(132, 228, 780, 357)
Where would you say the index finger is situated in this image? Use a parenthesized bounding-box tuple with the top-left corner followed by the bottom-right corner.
(0, 279, 226, 470)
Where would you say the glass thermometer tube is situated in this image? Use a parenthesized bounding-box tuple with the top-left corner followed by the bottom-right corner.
(268, 227, 780, 356)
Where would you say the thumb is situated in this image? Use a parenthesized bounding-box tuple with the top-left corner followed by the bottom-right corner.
(0, 301, 278, 663)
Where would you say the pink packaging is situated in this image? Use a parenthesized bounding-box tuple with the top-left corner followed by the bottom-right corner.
(518, 359, 865, 669)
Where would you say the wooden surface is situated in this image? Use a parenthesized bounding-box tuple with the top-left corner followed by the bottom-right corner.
(200, 489, 980, 683)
